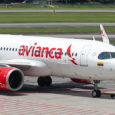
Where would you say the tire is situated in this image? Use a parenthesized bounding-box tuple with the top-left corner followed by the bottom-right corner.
(45, 76, 52, 86)
(111, 94, 114, 99)
(96, 90, 101, 97)
(37, 77, 45, 87)
(92, 90, 101, 97)
(37, 76, 52, 87)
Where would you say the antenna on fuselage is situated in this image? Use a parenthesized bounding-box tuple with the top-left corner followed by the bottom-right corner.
(100, 24, 110, 44)
(93, 36, 95, 41)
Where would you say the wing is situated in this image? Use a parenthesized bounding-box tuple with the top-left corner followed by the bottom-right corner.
(100, 24, 110, 44)
(0, 59, 51, 76)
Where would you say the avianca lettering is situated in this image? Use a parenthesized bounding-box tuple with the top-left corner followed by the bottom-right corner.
(18, 42, 62, 59)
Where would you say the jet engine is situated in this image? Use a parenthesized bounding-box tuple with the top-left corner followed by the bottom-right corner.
(71, 78, 92, 84)
(0, 67, 24, 91)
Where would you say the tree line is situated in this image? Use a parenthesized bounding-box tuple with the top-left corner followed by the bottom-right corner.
(58, 0, 115, 3)
(0, 0, 115, 4)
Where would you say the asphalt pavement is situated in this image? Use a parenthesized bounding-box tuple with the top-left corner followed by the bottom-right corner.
(0, 9, 115, 12)
(1, 23, 115, 28)
(0, 76, 115, 114)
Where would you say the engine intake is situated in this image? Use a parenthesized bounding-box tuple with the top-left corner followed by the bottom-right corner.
(0, 67, 24, 91)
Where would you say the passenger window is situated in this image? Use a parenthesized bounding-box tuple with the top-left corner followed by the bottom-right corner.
(75, 53, 77, 56)
(98, 52, 111, 60)
(6, 48, 8, 51)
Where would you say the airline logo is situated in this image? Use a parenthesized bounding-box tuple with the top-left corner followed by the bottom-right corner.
(67, 44, 78, 65)
(18, 42, 62, 59)
(18, 43, 78, 65)
(101, 30, 105, 37)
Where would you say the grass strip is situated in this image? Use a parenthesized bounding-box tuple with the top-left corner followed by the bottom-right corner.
(111, 42, 115, 44)
(0, 12, 115, 23)
(56, 3, 115, 9)
(0, 27, 115, 34)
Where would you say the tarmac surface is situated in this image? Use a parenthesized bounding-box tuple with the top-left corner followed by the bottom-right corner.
(1, 9, 115, 12)
(1, 76, 115, 115)
(1, 23, 115, 28)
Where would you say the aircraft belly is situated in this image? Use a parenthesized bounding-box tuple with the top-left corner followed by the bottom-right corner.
(49, 62, 76, 78)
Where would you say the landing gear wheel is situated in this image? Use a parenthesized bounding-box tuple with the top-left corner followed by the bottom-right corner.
(92, 90, 101, 97)
(37, 76, 52, 87)
(37, 77, 45, 87)
(45, 76, 52, 86)
(92, 80, 101, 98)
(110, 94, 114, 99)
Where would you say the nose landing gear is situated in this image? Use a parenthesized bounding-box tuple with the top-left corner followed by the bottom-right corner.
(92, 80, 101, 97)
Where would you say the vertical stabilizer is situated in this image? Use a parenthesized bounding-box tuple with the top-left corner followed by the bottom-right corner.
(100, 24, 110, 44)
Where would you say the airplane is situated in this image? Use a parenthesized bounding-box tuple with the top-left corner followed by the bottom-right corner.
(0, 24, 114, 98)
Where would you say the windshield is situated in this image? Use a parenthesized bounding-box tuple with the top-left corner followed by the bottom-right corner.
(98, 52, 115, 60)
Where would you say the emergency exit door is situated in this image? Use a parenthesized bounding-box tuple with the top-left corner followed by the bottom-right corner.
(80, 45, 91, 66)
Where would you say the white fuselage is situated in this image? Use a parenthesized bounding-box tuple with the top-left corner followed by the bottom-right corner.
(1, 34, 115, 81)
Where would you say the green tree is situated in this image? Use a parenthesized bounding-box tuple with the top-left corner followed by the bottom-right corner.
(99, 0, 114, 3)
(2, 0, 24, 3)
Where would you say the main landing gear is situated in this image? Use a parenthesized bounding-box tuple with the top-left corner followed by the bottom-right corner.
(92, 80, 101, 98)
(37, 76, 52, 87)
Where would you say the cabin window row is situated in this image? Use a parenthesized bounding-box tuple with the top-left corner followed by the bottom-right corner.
(0, 47, 18, 51)
(18, 49, 77, 57)
(0, 47, 77, 57)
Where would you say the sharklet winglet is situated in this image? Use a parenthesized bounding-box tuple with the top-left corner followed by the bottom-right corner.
(100, 24, 110, 44)
(93, 36, 95, 41)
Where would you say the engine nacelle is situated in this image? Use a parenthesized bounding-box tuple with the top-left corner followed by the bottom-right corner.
(71, 78, 92, 84)
(0, 67, 24, 91)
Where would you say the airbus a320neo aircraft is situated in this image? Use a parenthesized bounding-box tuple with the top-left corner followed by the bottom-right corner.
(0, 24, 114, 97)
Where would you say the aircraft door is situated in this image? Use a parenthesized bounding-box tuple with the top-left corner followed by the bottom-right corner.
(80, 45, 92, 66)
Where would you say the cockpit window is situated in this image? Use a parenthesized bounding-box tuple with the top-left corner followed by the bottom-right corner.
(98, 52, 115, 60)
(111, 52, 115, 58)
(98, 52, 111, 60)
